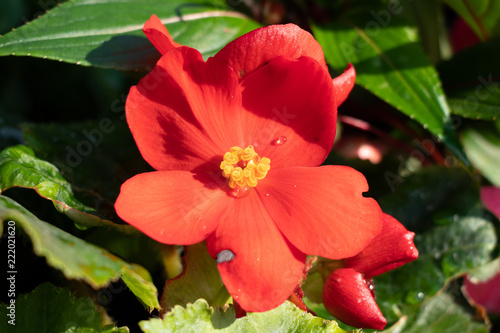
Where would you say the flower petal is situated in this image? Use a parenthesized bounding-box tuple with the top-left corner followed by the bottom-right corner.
(464, 272, 500, 314)
(333, 64, 356, 106)
(258, 165, 383, 259)
(481, 186, 500, 220)
(214, 24, 328, 80)
(322, 268, 387, 330)
(240, 56, 337, 168)
(126, 46, 242, 171)
(143, 14, 181, 55)
(288, 285, 308, 313)
(343, 213, 418, 278)
(115, 171, 228, 245)
(206, 191, 306, 312)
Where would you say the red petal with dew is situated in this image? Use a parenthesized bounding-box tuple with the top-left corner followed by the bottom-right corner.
(143, 14, 181, 55)
(333, 64, 356, 106)
(126, 46, 242, 171)
(115, 170, 228, 245)
(343, 213, 418, 278)
(214, 24, 328, 80)
(240, 55, 337, 168)
(206, 191, 306, 312)
(258, 165, 382, 259)
(481, 186, 500, 220)
(322, 268, 387, 330)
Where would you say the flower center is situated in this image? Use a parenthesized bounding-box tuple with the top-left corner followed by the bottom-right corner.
(220, 145, 271, 189)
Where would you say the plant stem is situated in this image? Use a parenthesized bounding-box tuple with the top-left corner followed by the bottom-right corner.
(212, 285, 231, 307)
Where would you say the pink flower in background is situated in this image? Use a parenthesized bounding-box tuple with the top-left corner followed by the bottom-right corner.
(481, 186, 500, 220)
(463, 186, 500, 314)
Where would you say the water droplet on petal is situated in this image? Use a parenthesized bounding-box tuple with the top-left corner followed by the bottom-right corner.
(228, 186, 251, 198)
(417, 292, 425, 299)
(271, 136, 287, 146)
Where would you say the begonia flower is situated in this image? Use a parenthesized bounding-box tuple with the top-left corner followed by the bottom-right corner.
(322, 214, 418, 329)
(115, 15, 383, 312)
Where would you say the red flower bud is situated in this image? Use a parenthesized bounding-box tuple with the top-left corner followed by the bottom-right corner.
(322, 268, 387, 330)
(322, 214, 418, 329)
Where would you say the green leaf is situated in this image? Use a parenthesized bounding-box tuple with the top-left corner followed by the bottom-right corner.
(161, 242, 225, 313)
(20, 120, 149, 214)
(438, 37, 500, 120)
(374, 216, 496, 323)
(443, 0, 500, 40)
(0, 0, 260, 70)
(379, 166, 480, 232)
(384, 291, 488, 333)
(0, 195, 159, 310)
(462, 128, 500, 186)
(312, 9, 452, 142)
(0, 283, 128, 333)
(467, 257, 500, 283)
(411, 0, 452, 64)
(0, 144, 126, 229)
(141, 299, 357, 333)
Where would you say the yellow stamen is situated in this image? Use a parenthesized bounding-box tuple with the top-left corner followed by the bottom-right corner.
(220, 145, 271, 189)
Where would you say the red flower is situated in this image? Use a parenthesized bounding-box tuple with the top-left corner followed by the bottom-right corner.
(322, 214, 418, 329)
(115, 15, 382, 312)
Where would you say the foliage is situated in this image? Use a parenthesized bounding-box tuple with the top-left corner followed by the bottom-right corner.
(0, 0, 499, 331)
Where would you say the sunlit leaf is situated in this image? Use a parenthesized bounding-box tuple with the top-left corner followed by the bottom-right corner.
(161, 242, 224, 313)
(21, 119, 149, 218)
(0, 283, 129, 333)
(0, 195, 159, 310)
(141, 299, 357, 333)
(0, 144, 126, 229)
(462, 128, 500, 186)
(0, 0, 260, 70)
(312, 8, 465, 161)
(312, 10, 446, 135)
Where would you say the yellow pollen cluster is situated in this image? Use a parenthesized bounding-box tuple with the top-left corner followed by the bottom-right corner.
(220, 145, 271, 188)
